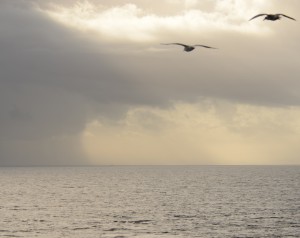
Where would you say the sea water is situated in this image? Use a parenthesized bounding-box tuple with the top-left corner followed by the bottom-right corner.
(0, 166, 299, 237)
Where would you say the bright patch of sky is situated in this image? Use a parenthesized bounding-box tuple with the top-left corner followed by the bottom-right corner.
(41, 0, 271, 42)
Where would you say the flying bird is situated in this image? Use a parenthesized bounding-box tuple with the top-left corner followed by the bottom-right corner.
(161, 43, 217, 52)
(249, 13, 296, 21)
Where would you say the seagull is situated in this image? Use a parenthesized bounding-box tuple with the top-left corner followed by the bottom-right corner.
(249, 13, 296, 21)
(161, 43, 217, 52)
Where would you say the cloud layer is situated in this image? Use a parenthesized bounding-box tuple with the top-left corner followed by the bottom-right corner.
(42, 0, 271, 42)
(82, 101, 300, 165)
(1, 0, 300, 165)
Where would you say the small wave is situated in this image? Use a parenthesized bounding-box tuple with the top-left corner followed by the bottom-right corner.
(12, 230, 33, 233)
(104, 227, 130, 232)
(291, 225, 300, 228)
(113, 219, 153, 225)
(105, 228, 120, 231)
(131, 220, 152, 224)
(2, 235, 22, 237)
(247, 224, 259, 229)
(72, 227, 90, 231)
(173, 214, 197, 219)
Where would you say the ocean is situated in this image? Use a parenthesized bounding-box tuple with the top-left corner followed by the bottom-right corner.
(0, 166, 299, 238)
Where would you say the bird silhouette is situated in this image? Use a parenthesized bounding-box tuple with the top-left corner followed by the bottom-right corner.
(161, 43, 217, 52)
(249, 13, 296, 21)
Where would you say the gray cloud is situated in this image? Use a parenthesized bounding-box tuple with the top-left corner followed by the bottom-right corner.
(0, 1, 137, 165)
(1, 0, 300, 165)
(112, 32, 300, 107)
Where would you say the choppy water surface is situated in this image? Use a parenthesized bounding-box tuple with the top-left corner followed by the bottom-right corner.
(0, 166, 299, 238)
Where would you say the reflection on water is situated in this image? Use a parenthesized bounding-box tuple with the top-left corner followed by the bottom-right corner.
(0, 166, 299, 237)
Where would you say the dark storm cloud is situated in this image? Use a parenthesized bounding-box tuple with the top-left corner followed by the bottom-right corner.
(0, 1, 144, 165)
(0, 0, 148, 137)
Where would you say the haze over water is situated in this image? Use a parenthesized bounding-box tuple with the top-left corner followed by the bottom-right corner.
(1, 166, 299, 238)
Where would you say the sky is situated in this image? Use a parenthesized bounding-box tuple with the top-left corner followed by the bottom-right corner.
(1, 0, 300, 165)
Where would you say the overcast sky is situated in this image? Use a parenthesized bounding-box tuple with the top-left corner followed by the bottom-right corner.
(1, 0, 300, 165)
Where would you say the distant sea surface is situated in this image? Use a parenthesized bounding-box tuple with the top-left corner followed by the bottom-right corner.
(0, 166, 299, 238)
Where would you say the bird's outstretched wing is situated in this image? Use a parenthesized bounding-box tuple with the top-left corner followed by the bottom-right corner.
(194, 45, 217, 49)
(161, 43, 188, 47)
(278, 14, 296, 21)
(249, 14, 267, 21)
